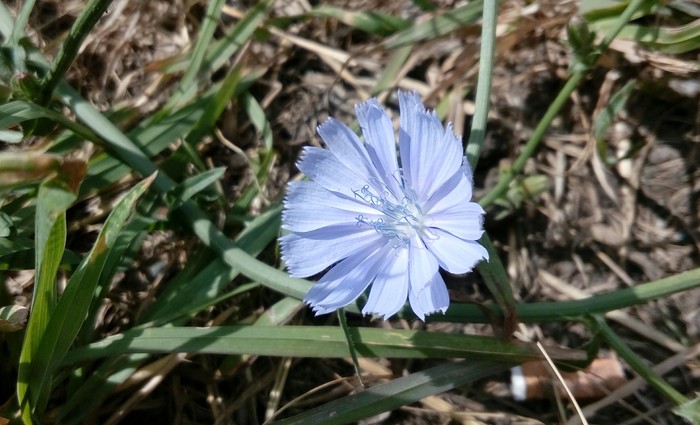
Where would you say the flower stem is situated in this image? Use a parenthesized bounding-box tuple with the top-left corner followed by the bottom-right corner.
(439, 267, 700, 323)
(479, 72, 584, 207)
(479, 0, 652, 208)
(465, 0, 498, 170)
(593, 315, 688, 405)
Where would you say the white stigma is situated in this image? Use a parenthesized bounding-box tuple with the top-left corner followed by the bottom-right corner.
(354, 182, 432, 247)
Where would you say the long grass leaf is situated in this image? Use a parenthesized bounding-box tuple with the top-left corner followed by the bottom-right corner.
(17, 176, 78, 422)
(310, 7, 409, 36)
(384, 1, 483, 49)
(28, 174, 155, 415)
(63, 326, 585, 365)
(0, 100, 47, 128)
(203, 0, 275, 73)
(270, 360, 513, 425)
(37, 0, 114, 104)
(166, 0, 227, 108)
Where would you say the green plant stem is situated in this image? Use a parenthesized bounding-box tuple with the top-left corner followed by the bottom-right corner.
(437, 267, 700, 323)
(36, 0, 114, 105)
(593, 315, 688, 405)
(479, 71, 584, 207)
(465, 0, 497, 169)
(479, 0, 651, 208)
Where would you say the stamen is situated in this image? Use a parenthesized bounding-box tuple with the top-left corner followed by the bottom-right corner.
(353, 176, 427, 247)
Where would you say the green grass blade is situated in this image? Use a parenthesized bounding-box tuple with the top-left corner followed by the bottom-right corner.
(592, 18, 700, 53)
(0, 100, 47, 128)
(674, 397, 700, 424)
(310, 7, 409, 36)
(63, 326, 585, 365)
(143, 202, 284, 323)
(8, 0, 34, 44)
(77, 215, 155, 345)
(475, 233, 517, 336)
(370, 44, 412, 96)
(593, 315, 688, 405)
(338, 309, 363, 385)
(254, 297, 304, 326)
(0, 129, 23, 143)
(592, 79, 636, 163)
(78, 70, 262, 196)
(240, 91, 273, 150)
(166, 0, 226, 108)
(202, 0, 275, 78)
(181, 64, 244, 154)
(270, 360, 514, 425)
(0, 3, 17, 40)
(18, 175, 79, 423)
(169, 167, 226, 207)
(36, 0, 114, 104)
(384, 1, 483, 49)
(27, 174, 155, 416)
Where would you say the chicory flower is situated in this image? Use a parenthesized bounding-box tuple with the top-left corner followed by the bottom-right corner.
(280, 91, 487, 320)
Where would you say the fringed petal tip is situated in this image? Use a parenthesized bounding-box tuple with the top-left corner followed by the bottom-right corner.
(413, 306, 447, 322)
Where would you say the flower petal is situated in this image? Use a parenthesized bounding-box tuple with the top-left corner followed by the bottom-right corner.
(317, 118, 384, 193)
(305, 242, 390, 315)
(428, 201, 485, 241)
(408, 272, 449, 320)
(426, 228, 488, 274)
(424, 165, 473, 214)
(409, 237, 439, 296)
(362, 246, 410, 318)
(297, 147, 372, 200)
(398, 91, 424, 184)
(408, 112, 463, 203)
(355, 99, 401, 194)
(282, 182, 380, 233)
(398, 92, 465, 203)
(280, 224, 383, 277)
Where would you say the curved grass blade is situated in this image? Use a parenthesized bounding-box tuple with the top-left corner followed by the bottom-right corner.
(270, 360, 513, 425)
(240, 91, 273, 150)
(27, 174, 155, 417)
(58, 203, 287, 422)
(17, 170, 82, 423)
(168, 167, 226, 207)
(0, 100, 47, 129)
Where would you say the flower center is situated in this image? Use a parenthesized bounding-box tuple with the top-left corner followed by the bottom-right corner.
(354, 184, 427, 247)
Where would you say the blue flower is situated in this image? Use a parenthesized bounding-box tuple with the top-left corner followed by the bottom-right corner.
(280, 91, 488, 320)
